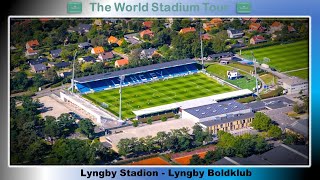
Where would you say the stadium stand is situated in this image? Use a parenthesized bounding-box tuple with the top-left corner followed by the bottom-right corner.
(74, 59, 199, 94)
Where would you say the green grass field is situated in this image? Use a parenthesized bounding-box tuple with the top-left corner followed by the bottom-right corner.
(83, 73, 234, 119)
(240, 40, 309, 72)
(260, 73, 278, 86)
(206, 63, 258, 90)
(228, 63, 254, 73)
(286, 69, 309, 80)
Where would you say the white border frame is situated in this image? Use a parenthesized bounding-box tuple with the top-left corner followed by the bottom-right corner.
(8, 15, 312, 168)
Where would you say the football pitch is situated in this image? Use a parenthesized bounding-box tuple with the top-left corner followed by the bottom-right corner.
(83, 73, 234, 119)
(240, 40, 309, 72)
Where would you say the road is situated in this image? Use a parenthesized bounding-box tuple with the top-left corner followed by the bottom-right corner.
(112, 50, 128, 59)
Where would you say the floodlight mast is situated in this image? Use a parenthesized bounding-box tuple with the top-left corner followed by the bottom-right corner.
(71, 50, 77, 93)
(251, 51, 259, 96)
(200, 25, 204, 71)
(119, 75, 125, 121)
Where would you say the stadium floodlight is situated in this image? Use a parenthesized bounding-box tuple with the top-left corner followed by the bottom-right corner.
(119, 75, 125, 121)
(251, 51, 259, 97)
(71, 50, 77, 93)
(199, 24, 204, 71)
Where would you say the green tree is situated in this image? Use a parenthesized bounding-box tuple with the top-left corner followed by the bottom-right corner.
(267, 125, 282, 139)
(32, 74, 46, 88)
(43, 116, 61, 141)
(11, 71, 29, 91)
(79, 118, 95, 139)
(117, 138, 132, 156)
(46, 139, 96, 165)
(293, 103, 304, 114)
(251, 112, 272, 131)
(24, 140, 50, 164)
(203, 151, 215, 165)
(161, 116, 167, 122)
(189, 154, 203, 165)
(44, 68, 59, 83)
(192, 124, 205, 146)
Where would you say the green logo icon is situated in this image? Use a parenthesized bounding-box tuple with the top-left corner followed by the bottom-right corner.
(236, 2, 251, 14)
(67, 2, 82, 14)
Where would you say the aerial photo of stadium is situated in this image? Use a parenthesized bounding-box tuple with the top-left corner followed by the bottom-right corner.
(10, 17, 309, 165)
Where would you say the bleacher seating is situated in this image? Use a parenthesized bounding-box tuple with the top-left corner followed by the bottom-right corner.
(76, 62, 198, 94)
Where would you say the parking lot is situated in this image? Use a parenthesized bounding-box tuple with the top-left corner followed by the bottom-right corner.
(38, 95, 72, 118)
(263, 106, 297, 128)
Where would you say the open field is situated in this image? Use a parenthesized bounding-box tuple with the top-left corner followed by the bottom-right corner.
(286, 69, 309, 80)
(228, 63, 254, 73)
(206, 63, 258, 90)
(240, 40, 309, 72)
(130, 157, 170, 165)
(260, 73, 278, 86)
(84, 73, 234, 118)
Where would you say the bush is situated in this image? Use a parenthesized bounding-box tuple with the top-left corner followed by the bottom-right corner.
(161, 116, 167, 122)
(132, 120, 139, 127)
(139, 113, 175, 123)
(174, 114, 180, 119)
(147, 118, 152, 125)
(237, 96, 255, 103)
(260, 87, 284, 99)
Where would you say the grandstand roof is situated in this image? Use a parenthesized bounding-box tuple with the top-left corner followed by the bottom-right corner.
(132, 89, 252, 117)
(74, 59, 197, 83)
(184, 100, 250, 119)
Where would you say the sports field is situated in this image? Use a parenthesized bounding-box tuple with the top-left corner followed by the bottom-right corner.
(240, 40, 309, 72)
(83, 73, 234, 119)
(206, 64, 258, 90)
(286, 69, 309, 80)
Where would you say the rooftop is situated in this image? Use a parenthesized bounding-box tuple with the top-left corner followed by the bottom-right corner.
(184, 100, 251, 119)
(279, 77, 308, 86)
(246, 96, 294, 111)
(200, 112, 255, 127)
(75, 59, 197, 83)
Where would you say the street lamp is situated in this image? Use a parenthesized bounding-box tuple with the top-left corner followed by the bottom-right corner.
(119, 75, 125, 121)
(71, 50, 77, 93)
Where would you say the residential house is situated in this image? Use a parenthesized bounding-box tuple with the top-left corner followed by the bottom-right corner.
(179, 27, 196, 34)
(25, 48, 37, 57)
(124, 33, 142, 45)
(69, 24, 92, 35)
(115, 59, 129, 68)
(98, 52, 114, 61)
(48, 61, 71, 69)
(288, 25, 296, 32)
(78, 42, 92, 49)
(203, 18, 223, 31)
(79, 56, 96, 63)
(30, 63, 47, 73)
(94, 19, 103, 26)
(29, 57, 48, 65)
(50, 49, 62, 59)
(142, 21, 153, 28)
(91, 46, 105, 54)
(140, 29, 154, 39)
(270, 21, 284, 33)
(250, 35, 267, 44)
(26, 40, 39, 49)
(55, 62, 71, 69)
(242, 18, 260, 24)
(59, 71, 72, 78)
(201, 33, 212, 40)
(140, 48, 157, 59)
(227, 29, 244, 39)
(107, 36, 124, 46)
(249, 23, 266, 32)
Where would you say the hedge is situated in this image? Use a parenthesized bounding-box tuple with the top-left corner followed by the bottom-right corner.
(139, 113, 175, 123)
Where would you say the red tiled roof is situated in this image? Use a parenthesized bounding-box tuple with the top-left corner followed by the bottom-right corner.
(179, 27, 196, 34)
(115, 59, 129, 66)
(27, 40, 39, 47)
(143, 21, 153, 28)
(108, 36, 119, 44)
(271, 21, 282, 28)
(27, 48, 36, 53)
(140, 29, 154, 37)
(92, 46, 104, 54)
(252, 35, 265, 42)
(288, 25, 296, 32)
(249, 23, 261, 31)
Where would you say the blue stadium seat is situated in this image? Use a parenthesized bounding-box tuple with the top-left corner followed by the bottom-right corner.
(76, 63, 199, 94)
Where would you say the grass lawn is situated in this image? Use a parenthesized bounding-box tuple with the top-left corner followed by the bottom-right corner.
(240, 40, 309, 72)
(286, 69, 309, 80)
(260, 73, 278, 86)
(83, 73, 234, 119)
(206, 63, 258, 90)
(113, 47, 125, 54)
(228, 63, 254, 73)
